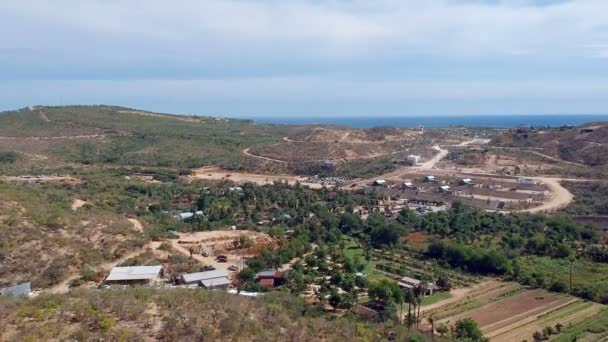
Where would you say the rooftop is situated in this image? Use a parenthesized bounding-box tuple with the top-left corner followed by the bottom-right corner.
(0, 282, 31, 297)
(201, 277, 230, 288)
(182, 270, 230, 283)
(257, 270, 278, 278)
(105, 265, 162, 282)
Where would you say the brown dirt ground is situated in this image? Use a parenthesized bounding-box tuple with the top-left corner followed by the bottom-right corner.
(190, 166, 323, 188)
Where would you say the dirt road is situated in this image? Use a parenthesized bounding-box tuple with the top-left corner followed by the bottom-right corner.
(417, 145, 447, 170)
(243, 146, 411, 163)
(519, 177, 574, 213)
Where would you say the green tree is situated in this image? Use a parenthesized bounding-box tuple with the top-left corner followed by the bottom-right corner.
(454, 319, 486, 341)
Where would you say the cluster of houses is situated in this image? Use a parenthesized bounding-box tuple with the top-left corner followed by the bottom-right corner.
(305, 175, 353, 185)
(373, 176, 476, 194)
(100, 265, 283, 294)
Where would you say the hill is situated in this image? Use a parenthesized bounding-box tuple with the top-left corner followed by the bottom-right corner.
(0, 105, 438, 178)
(491, 122, 608, 166)
(0, 105, 290, 169)
(0, 289, 435, 341)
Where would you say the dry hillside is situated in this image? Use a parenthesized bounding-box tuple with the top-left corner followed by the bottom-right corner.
(492, 122, 608, 166)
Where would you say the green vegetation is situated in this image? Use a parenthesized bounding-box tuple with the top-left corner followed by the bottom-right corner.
(421, 291, 452, 306)
(553, 308, 608, 341)
(0, 151, 18, 164)
(342, 238, 386, 281)
(516, 256, 608, 303)
(563, 180, 608, 215)
(0, 105, 290, 169)
(0, 288, 440, 341)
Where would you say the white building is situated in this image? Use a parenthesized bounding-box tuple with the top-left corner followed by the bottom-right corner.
(373, 179, 387, 186)
(461, 178, 473, 185)
(425, 175, 436, 182)
(181, 270, 231, 290)
(518, 177, 539, 185)
(440, 185, 451, 192)
(104, 266, 163, 286)
(406, 155, 421, 166)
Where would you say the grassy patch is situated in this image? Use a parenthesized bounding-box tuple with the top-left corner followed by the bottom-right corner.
(342, 239, 387, 282)
(554, 308, 608, 341)
(421, 291, 452, 306)
(517, 256, 608, 302)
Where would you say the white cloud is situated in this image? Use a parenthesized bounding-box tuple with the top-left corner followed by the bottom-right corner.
(1, 0, 607, 60)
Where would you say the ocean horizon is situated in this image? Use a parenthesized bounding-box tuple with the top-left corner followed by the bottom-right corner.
(247, 114, 608, 129)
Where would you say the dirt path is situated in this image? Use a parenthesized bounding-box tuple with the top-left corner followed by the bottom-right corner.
(417, 145, 448, 170)
(0, 134, 110, 140)
(38, 109, 50, 122)
(519, 177, 574, 213)
(493, 146, 586, 167)
(242, 147, 288, 164)
(244, 146, 411, 163)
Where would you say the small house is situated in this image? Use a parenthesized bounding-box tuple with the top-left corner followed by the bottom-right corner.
(256, 270, 283, 288)
(460, 178, 473, 185)
(406, 155, 421, 166)
(373, 180, 387, 186)
(104, 266, 163, 286)
(425, 176, 436, 182)
(397, 276, 437, 295)
(440, 185, 451, 192)
(403, 182, 414, 189)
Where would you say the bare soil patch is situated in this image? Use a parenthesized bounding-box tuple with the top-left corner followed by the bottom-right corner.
(190, 167, 323, 188)
(170, 230, 276, 275)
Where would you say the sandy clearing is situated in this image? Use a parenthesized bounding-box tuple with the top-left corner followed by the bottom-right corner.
(71, 199, 90, 211)
(190, 167, 324, 188)
(170, 230, 274, 273)
(128, 218, 144, 232)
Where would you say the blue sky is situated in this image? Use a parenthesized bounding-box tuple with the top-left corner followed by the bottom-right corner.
(0, 0, 607, 117)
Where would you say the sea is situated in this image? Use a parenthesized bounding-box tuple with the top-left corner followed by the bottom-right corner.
(249, 115, 608, 129)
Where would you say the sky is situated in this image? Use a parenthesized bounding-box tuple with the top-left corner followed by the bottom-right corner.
(0, 0, 607, 117)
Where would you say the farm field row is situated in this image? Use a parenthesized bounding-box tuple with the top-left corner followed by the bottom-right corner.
(420, 280, 605, 342)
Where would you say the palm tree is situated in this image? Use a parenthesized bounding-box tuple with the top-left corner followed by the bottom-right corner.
(428, 316, 435, 339)
(405, 289, 415, 330)
(414, 282, 428, 329)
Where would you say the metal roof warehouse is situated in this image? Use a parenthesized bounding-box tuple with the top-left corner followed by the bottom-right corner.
(105, 266, 163, 284)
